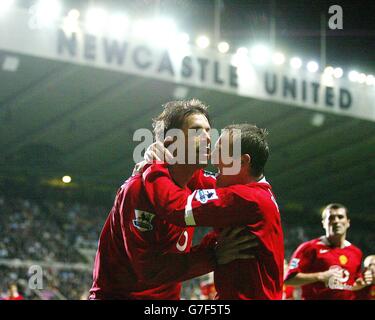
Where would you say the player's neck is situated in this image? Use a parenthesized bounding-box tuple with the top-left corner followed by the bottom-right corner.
(168, 164, 198, 188)
(326, 235, 346, 248)
(251, 174, 264, 183)
(243, 173, 264, 184)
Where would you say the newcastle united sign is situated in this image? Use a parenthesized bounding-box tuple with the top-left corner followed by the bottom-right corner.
(1, 7, 374, 122)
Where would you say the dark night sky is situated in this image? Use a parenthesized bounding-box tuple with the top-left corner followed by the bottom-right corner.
(18, 0, 375, 73)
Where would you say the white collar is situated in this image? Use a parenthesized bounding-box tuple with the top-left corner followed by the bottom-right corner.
(257, 176, 268, 184)
(319, 236, 351, 248)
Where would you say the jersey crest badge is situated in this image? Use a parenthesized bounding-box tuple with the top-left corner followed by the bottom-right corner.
(339, 255, 348, 265)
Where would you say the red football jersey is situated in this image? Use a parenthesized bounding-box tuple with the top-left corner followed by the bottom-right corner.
(89, 170, 216, 300)
(142, 163, 284, 300)
(285, 237, 363, 300)
(356, 284, 375, 300)
(282, 285, 296, 300)
(5, 295, 24, 300)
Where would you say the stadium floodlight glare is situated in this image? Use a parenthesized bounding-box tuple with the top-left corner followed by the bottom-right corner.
(68, 9, 80, 20)
(348, 70, 359, 82)
(311, 113, 325, 127)
(236, 47, 248, 56)
(307, 61, 319, 73)
(175, 32, 190, 47)
(250, 44, 270, 65)
(107, 13, 129, 39)
(290, 57, 302, 69)
(68, 9, 81, 20)
(333, 67, 343, 79)
(62, 9, 80, 35)
(177, 32, 190, 44)
(272, 52, 285, 65)
(366, 74, 375, 86)
(132, 19, 151, 38)
(173, 86, 189, 99)
(218, 41, 230, 53)
(231, 48, 250, 68)
(2, 56, 19, 72)
(358, 73, 367, 84)
(62, 176, 72, 184)
(322, 72, 334, 87)
(149, 18, 177, 47)
(196, 35, 210, 49)
(324, 66, 334, 75)
(170, 32, 191, 58)
(0, 0, 14, 16)
(32, 0, 62, 28)
(85, 8, 108, 35)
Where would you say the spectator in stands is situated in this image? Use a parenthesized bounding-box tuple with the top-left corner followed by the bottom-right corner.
(0, 194, 373, 300)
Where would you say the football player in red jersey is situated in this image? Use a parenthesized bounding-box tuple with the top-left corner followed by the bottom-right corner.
(142, 124, 284, 299)
(5, 284, 24, 301)
(89, 100, 255, 300)
(284, 203, 372, 299)
(356, 255, 375, 300)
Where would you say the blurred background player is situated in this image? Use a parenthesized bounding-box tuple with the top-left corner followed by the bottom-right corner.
(356, 255, 375, 300)
(5, 284, 24, 301)
(284, 203, 372, 299)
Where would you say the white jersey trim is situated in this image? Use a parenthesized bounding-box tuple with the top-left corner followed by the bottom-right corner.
(185, 190, 197, 226)
(343, 240, 351, 247)
(258, 176, 269, 184)
(319, 236, 351, 248)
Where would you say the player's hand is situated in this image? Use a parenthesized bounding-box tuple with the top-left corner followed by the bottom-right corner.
(317, 267, 343, 284)
(214, 227, 258, 265)
(353, 276, 370, 290)
(363, 269, 374, 285)
(132, 160, 147, 175)
(144, 137, 174, 163)
(132, 137, 174, 175)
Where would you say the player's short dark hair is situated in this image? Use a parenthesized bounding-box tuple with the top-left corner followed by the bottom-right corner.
(152, 99, 211, 141)
(224, 123, 269, 177)
(321, 203, 349, 220)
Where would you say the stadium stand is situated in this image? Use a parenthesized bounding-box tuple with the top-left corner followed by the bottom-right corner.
(1, 194, 373, 299)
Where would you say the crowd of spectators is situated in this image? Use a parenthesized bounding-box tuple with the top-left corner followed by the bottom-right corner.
(0, 195, 373, 300)
(0, 196, 104, 299)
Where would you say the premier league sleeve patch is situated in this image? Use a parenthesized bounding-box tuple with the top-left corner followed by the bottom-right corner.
(195, 189, 219, 204)
(133, 209, 155, 232)
(289, 258, 300, 269)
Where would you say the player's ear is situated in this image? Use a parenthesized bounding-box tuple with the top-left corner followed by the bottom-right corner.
(240, 154, 251, 175)
(321, 219, 326, 228)
(241, 154, 251, 166)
